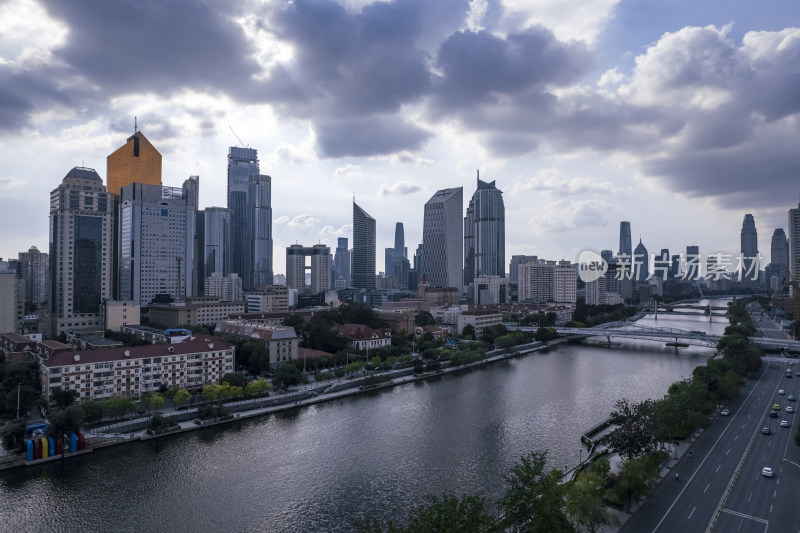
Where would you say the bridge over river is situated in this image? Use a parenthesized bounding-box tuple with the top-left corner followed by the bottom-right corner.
(513, 322, 800, 352)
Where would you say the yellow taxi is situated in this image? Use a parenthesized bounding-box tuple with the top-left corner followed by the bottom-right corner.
(773, 403, 781, 411)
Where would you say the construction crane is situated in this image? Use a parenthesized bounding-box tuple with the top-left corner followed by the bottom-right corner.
(229, 125, 247, 148)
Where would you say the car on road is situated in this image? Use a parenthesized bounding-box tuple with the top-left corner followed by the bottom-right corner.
(779, 389, 786, 395)
(770, 410, 778, 418)
(773, 403, 781, 410)
(762, 467, 774, 477)
(762, 426, 772, 434)
(721, 408, 730, 416)
(789, 395, 795, 401)
(781, 420, 790, 427)
(787, 406, 794, 413)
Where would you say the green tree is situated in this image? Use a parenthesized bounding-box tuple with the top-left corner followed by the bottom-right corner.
(566, 469, 618, 533)
(51, 388, 78, 410)
(49, 405, 83, 438)
(245, 377, 271, 396)
(272, 362, 302, 388)
(415, 311, 437, 327)
(147, 393, 165, 413)
(461, 324, 475, 339)
(361, 493, 499, 533)
(498, 451, 572, 532)
(103, 397, 134, 420)
(248, 343, 270, 375)
(222, 372, 248, 389)
(173, 388, 192, 408)
(602, 398, 658, 459)
(611, 454, 660, 512)
(80, 401, 104, 425)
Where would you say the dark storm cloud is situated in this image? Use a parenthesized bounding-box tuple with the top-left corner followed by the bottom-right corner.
(39, 0, 259, 96)
(261, 0, 465, 157)
(0, 64, 87, 131)
(315, 115, 431, 158)
(431, 27, 593, 112)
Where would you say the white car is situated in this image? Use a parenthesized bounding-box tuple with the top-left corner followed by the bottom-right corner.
(787, 406, 795, 413)
(779, 389, 785, 395)
(720, 408, 730, 416)
(781, 420, 790, 427)
(762, 467, 774, 477)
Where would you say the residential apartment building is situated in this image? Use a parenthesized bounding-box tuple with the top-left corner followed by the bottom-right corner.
(39, 336, 235, 403)
(204, 273, 243, 302)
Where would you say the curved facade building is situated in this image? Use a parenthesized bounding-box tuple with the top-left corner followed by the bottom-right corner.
(352, 202, 376, 289)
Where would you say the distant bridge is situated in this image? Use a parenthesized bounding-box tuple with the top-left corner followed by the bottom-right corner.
(547, 323, 800, 352)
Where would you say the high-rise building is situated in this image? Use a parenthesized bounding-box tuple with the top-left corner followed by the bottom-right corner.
(465, 176, 505, 286)
(790, 199, 800, 279)
(518, 260, 553, 303)
(509, 255, 538, 285)
(601, 250, 614, 264)
(352, 202, 376, 289)
(106, 130, 163, 197)
(422, 187, 463, 288)
(619, 221, 632, 257)
(107, 129, 164, 298)
(333, 237, 351, 288)
(49, 167, 114, 336)
(227, 147, 259, 280)
(553, 261, 577, 303)
(286, 244, 331, 295)
(633, 238, 649, 281)
(118, 178, 198, 308)
(246, 174, 273, 290)
(384, 222, 409, 289)
(686, 245, 701, 279)
(740, 214, 758, 282)
(770, 228, 789, 283)
(18, 245, 48, 306)
(204, 207, 230, 278)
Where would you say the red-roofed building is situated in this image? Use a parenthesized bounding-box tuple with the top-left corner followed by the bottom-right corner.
(0, 332, 38, 363)
(336, 324, 392, 351)
(215, 320, 299, 371)
(39, 336, 234, 404)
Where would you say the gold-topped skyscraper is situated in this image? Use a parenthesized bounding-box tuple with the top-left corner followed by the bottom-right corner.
(107, 130, 162, 196)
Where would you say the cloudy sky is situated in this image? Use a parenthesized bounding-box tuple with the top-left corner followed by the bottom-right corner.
(1, 0, 799, 276)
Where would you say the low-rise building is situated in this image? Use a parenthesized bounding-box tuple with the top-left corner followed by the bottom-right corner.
(149, 297, 245, 329)
(336, 323, 392, 351)
(457, 310, 503, 338)
(214, 320, 299, 371)
(103, 300, 141, 331)
(246, 286, 289, 313)
(0, 332, 38, 363)
(227, 310, 315, 327)
(39, 335, 235, 403)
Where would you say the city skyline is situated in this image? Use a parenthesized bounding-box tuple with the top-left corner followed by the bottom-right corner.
(1, 0, 799, 274)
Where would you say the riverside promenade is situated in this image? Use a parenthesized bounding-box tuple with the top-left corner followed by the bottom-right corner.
(0, 339, 556, 471)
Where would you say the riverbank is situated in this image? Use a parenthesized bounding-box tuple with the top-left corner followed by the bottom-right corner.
(1, 338, 561, 472)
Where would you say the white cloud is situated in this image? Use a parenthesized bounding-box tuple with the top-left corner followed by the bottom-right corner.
(378, 180, 422, 196)
(275, 215, 290, 224)
(530, 199, 611, 232)
(287, 214, 321, 228)
(319, 224, 352, 238)
(511, 169, 619, 195)
(334, 164, 363, 178)
(497, 0, 620, 43)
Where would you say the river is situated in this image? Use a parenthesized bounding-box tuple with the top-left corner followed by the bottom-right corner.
(0, 300, 731, 532)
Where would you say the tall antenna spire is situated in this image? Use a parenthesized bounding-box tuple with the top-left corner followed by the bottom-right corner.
(134, 115, 138, 133)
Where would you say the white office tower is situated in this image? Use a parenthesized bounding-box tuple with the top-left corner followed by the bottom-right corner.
(422, 187, 463, 289)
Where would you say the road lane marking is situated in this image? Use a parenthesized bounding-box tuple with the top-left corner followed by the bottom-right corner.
(773, 489, 777, 498)
(734, 434, 739, 441)
(688, 507, 695, 520)
(653, 363, 772, 533)
(720, 508, 769, 525)
(704, 483, 710, 494)
(726, 448, 731, 455)
(717, 464, 722, 472)
(748, 492, 752, 503)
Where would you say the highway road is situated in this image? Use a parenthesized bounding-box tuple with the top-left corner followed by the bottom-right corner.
(622, 311, 800, 533)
